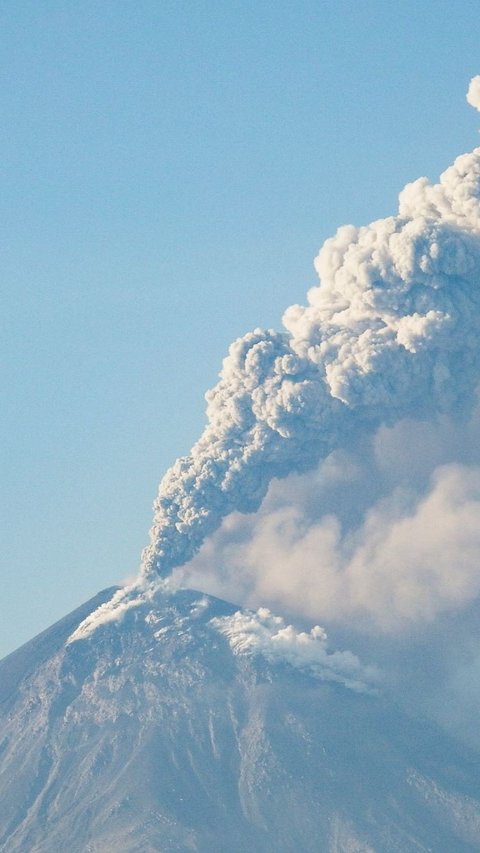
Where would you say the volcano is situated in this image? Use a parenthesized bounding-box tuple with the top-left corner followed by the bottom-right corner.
(1, 586, 480, 852)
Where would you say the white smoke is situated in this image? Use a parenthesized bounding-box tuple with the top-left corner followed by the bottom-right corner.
(467, 75, 480, 112)
(211, 607, 378, 693)
(141, 144, 480, 582)
(75, 79, 480, 658)
(68, 578, 170, 643)
(181, 455, 480, 632)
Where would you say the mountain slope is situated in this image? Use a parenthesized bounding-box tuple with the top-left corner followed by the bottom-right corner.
(1, 588, 480, 852)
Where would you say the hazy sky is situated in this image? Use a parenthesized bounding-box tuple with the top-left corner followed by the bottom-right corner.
(2, 0, 480, 658)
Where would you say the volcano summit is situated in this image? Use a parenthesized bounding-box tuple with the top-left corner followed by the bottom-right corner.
(2, 587, 480, 852)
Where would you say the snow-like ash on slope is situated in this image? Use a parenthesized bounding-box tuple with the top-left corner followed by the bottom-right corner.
(75, 78, 480, 643)
(211, 607, 378, 693)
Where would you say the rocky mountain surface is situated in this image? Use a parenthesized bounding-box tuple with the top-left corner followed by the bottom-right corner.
(1, 587, 480, 852)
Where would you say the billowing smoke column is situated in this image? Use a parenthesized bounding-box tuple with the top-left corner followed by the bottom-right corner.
(141, 80, 480, 582)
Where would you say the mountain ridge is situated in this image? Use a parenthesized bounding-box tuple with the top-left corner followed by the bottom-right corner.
(1, 587, 480, 852)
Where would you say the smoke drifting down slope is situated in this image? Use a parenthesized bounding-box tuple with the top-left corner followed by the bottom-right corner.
(73, 78, 480, 641)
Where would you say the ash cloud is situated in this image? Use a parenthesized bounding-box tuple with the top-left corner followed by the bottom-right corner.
(180, 409, 480, 633)
(141, 94, 480, 584)
(211, 607, 378, 693)
(75, 79, 480, 705)
(178, 404, 480, 744)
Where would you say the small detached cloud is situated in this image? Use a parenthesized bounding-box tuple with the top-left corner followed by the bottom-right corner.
(467, 76, 480, 112)
(75, 75, 480, 643)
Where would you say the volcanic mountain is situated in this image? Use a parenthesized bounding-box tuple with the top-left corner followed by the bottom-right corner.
(1, 586, 480, 852)
(5, 79, 480, 853)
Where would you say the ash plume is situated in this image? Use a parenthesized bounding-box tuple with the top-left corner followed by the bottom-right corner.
(72, 77, 480, 655)
(140, 81, 480, 583)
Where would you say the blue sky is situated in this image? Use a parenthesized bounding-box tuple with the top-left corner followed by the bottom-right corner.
(2, 0, 480, 658)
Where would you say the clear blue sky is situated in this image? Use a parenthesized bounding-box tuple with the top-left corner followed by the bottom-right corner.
(2, 0, 480, 658)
